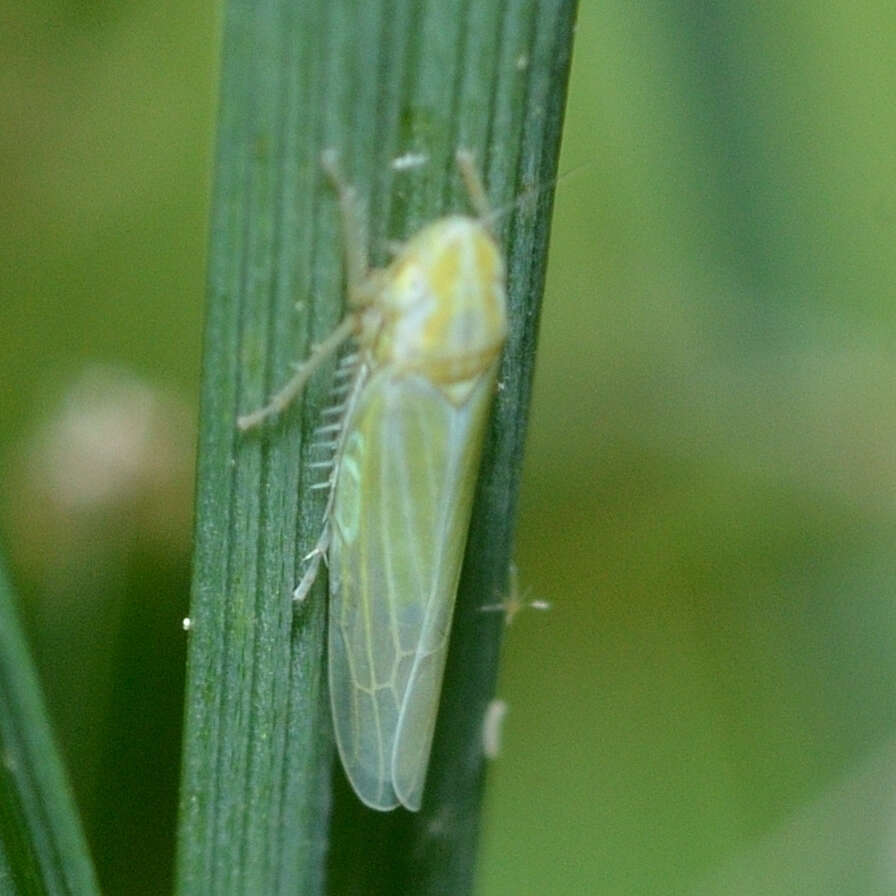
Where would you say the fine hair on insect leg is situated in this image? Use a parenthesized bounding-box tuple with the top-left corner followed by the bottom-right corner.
(236, 313, 358, 431)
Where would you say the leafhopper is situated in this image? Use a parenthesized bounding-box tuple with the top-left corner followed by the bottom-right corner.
(238, 150, 507, 811)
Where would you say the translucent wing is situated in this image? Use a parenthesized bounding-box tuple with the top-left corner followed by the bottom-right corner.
(328, 364, 496, 810)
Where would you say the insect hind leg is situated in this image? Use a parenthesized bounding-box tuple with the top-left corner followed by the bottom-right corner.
(294, 348, 363, 601)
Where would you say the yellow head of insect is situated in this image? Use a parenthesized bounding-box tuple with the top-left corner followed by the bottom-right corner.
(374, 216, 508, 385)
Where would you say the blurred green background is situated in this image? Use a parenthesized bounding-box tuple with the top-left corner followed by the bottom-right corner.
(3, 2, 896, 894)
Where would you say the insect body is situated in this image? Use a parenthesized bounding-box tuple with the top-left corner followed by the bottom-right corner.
(239, 151, 507, 811)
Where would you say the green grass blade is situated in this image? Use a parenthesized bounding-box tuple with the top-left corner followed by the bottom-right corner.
(176, 0, 577, 893)
(0, 554, 101, 896)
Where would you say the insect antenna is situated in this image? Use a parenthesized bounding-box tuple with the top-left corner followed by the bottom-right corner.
(455, 148, 591, 237)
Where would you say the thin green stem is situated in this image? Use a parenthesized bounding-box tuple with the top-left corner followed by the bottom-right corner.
(0, 553, 100, 896)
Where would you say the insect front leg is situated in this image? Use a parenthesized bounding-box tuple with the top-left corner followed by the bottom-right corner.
(320, 149, 372, 310)
(237, 152, 373, 432)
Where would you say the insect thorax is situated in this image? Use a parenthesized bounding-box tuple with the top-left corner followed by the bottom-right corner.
(368, 216, 508, 386)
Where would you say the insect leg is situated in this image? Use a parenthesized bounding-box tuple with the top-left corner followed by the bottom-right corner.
(237, 313, 357, 430)
(296, 357, 366, 601)
(320, 149, 369, 308)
